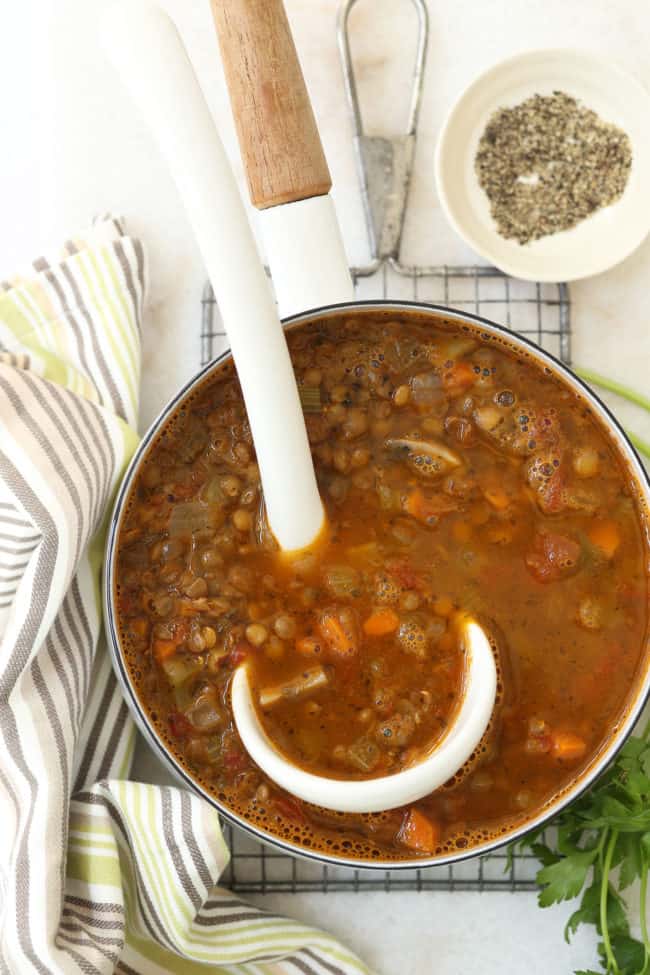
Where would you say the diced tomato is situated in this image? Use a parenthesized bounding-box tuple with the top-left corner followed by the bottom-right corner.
(229, 640, 253, 667)
(168, 711, 191, 738)
(273, 796, 307, 824)
(119, 591, 138, 616)
(441, 361, 477, 396)
(525, 531, 581, 583)
(147, 492, 167, 507)
(386, 559, 422, 591)
(528, 407, 562, 447)
(223, 748, 248, 773)
(526, 452, 567, 514)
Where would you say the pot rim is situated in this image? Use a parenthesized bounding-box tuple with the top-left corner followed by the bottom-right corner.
(104, 299, 650, 871)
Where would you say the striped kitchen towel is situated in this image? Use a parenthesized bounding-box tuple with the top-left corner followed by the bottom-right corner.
(0, 216, 371, 975)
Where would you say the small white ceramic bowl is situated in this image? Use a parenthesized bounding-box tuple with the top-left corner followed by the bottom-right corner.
(435, 49, 650, 282)
(231, 617, 497, 813)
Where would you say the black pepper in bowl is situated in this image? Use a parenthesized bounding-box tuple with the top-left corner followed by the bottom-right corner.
(475, 91, 632, 244)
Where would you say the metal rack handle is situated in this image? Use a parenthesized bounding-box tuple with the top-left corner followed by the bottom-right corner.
(337, 0, 428, 263)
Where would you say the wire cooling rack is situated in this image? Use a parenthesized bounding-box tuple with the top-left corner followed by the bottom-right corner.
(200, 260, 571, 893)
(201, 262, 571, 369)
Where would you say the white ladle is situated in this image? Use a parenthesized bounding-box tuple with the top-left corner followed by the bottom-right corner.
(102, 1, 498, 813)
(102, 2, 353, 552)
(232, 617, 497, 813)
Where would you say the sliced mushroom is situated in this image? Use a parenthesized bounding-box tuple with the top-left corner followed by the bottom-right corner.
(186, 687, 223, 733)
(385, 437, 462, 480)
(259, 666, 328, 709)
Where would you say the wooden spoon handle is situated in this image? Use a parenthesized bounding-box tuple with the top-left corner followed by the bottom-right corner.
(210, 0, 332, 210)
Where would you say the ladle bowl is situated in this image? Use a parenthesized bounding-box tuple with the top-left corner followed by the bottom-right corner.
(231, 617, 497, 813)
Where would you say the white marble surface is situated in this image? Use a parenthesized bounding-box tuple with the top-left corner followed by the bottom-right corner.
(2, 0, 650, 972)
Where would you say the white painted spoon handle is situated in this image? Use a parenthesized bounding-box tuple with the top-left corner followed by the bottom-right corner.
(101, 3, 324, 552)
(209, 0, 354, 318)
(259, 196, 354, 320)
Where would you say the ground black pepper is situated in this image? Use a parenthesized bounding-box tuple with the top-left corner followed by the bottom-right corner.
(475, 91, 632, 244)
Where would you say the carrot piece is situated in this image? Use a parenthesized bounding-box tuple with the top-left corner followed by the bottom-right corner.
(296, 636, 321, 656)
(403, 488, 439, 526)
(442, 360, 477, 395)
(153, 639, 178, 662)
(403, 487, 425, 519)
(398, 808, 441, 853)
(319, 611, 357, 657)
(363, 609, 400, 636)
(588, 519, 621, 559)
(483, 486, 510, 510)
(552, 731, 587, 761)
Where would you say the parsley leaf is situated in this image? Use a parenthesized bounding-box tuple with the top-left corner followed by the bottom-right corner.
(565, 879, 600, 943)
(600, 935, 646, 973)
(618, 833, 643, 891)
(538, 848, 598, 907)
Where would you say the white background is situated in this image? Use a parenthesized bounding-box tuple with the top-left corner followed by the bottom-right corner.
(2, 0, 649, 972)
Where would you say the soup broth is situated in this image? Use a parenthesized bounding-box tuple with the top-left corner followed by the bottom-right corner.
(115, 311, 649, 860)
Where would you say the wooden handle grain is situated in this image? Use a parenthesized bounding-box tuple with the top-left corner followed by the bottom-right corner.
(210, 0, 332, 210)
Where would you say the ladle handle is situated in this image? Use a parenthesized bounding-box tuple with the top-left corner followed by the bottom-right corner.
(210, 0, 331, 210)
(102, 2, 325, 552)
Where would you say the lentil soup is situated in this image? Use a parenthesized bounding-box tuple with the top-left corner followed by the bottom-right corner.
(114, 309, 649, 861)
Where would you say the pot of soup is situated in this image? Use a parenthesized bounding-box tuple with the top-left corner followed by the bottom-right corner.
(103, 0, 650, 867)
(106, 300, 650, 864)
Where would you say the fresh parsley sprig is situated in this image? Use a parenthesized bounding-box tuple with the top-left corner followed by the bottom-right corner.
(517, 720, 650, 975)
